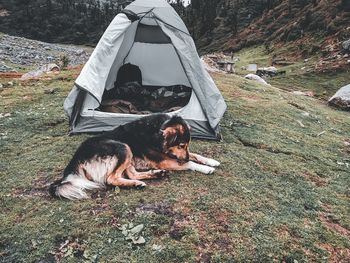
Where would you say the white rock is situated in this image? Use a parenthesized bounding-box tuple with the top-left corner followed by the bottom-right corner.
(258, 66, 277, 73)
(244, 74, 268, 85)
(328, 84, 350, 109)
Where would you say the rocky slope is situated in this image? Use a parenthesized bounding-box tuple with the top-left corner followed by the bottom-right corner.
(0, 34, 92, 72)
(185, 0, 350, 60)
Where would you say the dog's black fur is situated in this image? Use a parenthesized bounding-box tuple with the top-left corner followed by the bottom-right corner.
(103, 113, 191, 162)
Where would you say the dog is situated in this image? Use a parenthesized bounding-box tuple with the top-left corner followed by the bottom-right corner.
(49, 114, 220, 200)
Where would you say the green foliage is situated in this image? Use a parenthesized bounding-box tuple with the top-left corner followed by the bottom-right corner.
(59, 54, 70, 69)
(0, 0, 121, 45)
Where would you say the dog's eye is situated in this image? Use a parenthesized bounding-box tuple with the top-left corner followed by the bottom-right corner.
(179, 144, 186, 149)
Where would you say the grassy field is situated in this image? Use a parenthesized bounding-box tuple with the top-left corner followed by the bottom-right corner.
(1, 65, 350, 262)
(233, 46, 350, 99)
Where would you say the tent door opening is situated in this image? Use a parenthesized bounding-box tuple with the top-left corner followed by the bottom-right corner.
(98, 19, 192, 115)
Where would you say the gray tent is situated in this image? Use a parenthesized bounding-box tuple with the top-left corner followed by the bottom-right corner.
(64, 0, 226, 140)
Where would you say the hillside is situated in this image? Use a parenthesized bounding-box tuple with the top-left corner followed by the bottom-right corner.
(185, 0, 350, 61)
(1, 38, 350, 261)
(2, 0, 350, 67)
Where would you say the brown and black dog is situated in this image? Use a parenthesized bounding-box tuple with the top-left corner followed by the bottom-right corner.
(49, 114, 220, 200)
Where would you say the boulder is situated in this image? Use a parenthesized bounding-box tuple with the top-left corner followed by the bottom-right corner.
(244, 74, 268, 85)
(328, 84, 350, 110)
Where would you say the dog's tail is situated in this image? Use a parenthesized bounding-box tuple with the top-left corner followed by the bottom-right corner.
(49, 174, 102, 200)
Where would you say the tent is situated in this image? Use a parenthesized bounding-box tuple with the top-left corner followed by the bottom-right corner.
(64, 0, 227, 140)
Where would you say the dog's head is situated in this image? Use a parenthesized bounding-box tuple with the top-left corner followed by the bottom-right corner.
(160, 116, 191, 163)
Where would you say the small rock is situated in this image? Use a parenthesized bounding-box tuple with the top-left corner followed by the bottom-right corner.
(296, 120, 305, 128)
(152, 244, 163, 252)
(0, 83, 3, 89)
(44, 88, 59, 94)
(75, 49, 85, 56)
(7, 81, 14, 86)
(342, 39, 350, 51)
(44, 46, 51, 50)
(244, 74, 269, 85)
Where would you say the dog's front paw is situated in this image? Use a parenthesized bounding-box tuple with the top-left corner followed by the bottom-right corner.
(206, 158, 220, 167)
(203, 166, 215, 174)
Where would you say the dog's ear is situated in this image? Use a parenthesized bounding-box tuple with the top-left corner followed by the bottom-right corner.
(161, 126, 178, 146)
(161, 116, 184, 130)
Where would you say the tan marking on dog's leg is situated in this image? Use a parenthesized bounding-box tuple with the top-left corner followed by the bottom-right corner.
(126, 166, 166, 180)
(111, 177, 146, 187)
(106, 145, 132, 185)
(106, 146, 147, 188)
(153, 159, 215, 174)
(189, 153, 220, 167)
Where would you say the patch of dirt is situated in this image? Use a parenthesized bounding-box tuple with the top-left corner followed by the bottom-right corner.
(200, 145, 226, 157)
(319, 204, 350, 249)
(318, 243, 350, 263)
(342, 139, 350, 154)
(89, 201, 109, 216)
(231, 90, 264, 102)
(241, 95, 263, 102)
(169, 224, 187, 241)
(0, 72, 23, 79)
(302, 172, 329, 187)
(196, 213, 233, 263)
(45, 118, 65, 127)
(11, 172, 52, 198)
(54, 237, 86, 262)
(275, 225, 292, 241)
(137, 201, 174, 216)
(319, 212, 350, 239)
(108, 215, 120, 227)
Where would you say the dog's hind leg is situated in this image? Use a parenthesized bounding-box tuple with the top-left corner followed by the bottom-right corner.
(126, 166, 166, 180)
(107, 166, 146, 188)
(189, 153, 220, 167)
(106, 146, 146, 188)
